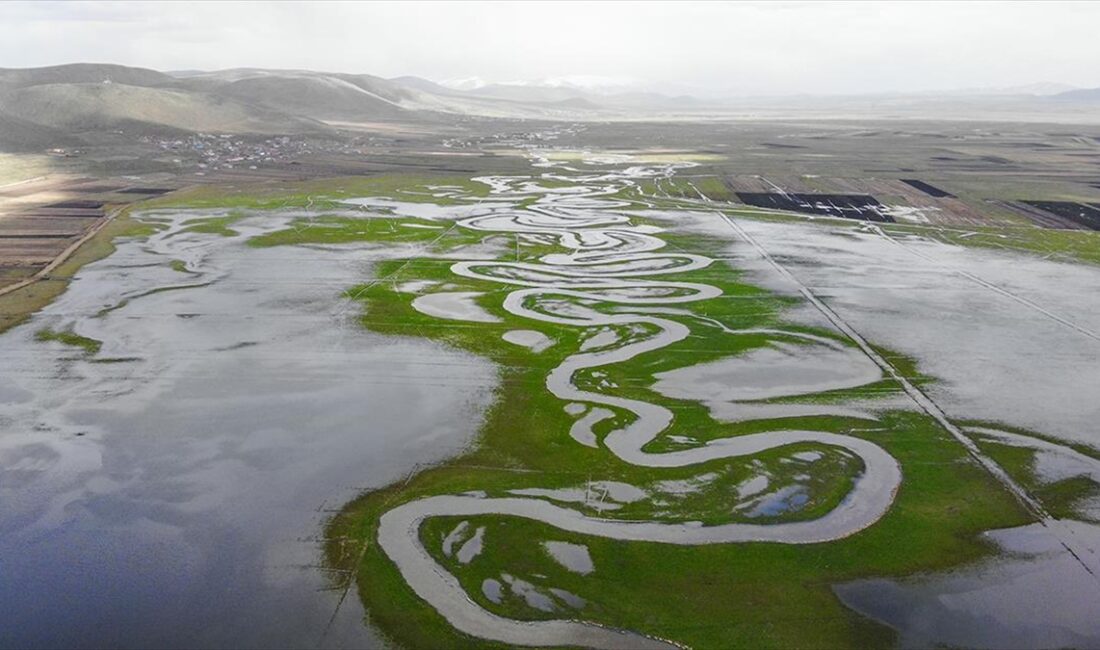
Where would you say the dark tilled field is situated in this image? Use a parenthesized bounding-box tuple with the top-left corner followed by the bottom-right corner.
(735, 192, 895, 223)
(1022, 201, 1100, 231)
(3, 116, 1100, 291)
(43, 199, 105, 209)
(117, 187, 173, 195)
(900, 178, 954, 198)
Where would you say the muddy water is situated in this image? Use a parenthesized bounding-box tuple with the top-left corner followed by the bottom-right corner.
(0, 214, 495, 648)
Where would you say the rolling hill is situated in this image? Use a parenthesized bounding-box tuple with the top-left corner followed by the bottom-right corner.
(194, 73, 413, 122)
(0, 63, 176, 88)
(0, 62, 704, 151)
(0, 82, 325, 135)
(1052, 87, 1100, 102)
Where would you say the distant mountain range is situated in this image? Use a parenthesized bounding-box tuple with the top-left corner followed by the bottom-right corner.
(0, 63, 712, 149)
(928, 82, 1079, 97)
(1049, 87, 1100, 102)
(1, 63, 1098, 151)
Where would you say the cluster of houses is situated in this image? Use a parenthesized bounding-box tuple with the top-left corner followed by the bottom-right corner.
(140, 134, 370, 173)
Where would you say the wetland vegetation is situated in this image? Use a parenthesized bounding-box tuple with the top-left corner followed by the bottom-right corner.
(214, 158, 1056, 648)
(9, 146, 1100, 650)
(5, 9, 1100, 647)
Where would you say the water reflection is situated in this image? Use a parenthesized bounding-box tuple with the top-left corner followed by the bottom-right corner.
(0, 213, 495, 648)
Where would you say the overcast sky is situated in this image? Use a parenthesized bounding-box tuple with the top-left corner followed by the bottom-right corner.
(1, 1, 1098, 96)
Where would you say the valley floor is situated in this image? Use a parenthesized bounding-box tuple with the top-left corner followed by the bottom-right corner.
(2, 127, 1100, 649)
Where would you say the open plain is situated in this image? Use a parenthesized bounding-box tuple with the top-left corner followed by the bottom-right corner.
(2, 62, 1100, 650)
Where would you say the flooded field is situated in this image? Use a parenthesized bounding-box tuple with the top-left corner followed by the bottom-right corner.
(715, 216, 1100, 446)
(322, 153, 1100, 648)
(668, 204, 1100, 648)
(0, 213, 495, 647)
(2, 148, 1100, 649)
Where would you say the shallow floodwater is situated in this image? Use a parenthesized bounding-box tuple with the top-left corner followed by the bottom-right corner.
(0, 213, 494, 648)
(369, 163, 904, 650)
(8, 160, 1100, 650)
(651, 340, 882, 402)
(835, 521, 1100, 649)
(668, 210, 1100, 646)
(412, 290, 500, 323)
(707, 216, 1100, 447)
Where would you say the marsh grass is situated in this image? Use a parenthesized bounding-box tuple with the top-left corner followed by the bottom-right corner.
(285, 199, 1035, 648)
(34, 172, 1040, 648)
(34, 327, 101, 355)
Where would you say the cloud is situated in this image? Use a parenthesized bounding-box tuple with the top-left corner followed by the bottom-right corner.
(0, 1, 1097, 96)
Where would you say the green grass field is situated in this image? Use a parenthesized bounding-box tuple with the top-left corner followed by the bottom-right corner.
(34, 326, 101, 355)
(16, 168, 1091, 649)
(215, 176, 1039, 649)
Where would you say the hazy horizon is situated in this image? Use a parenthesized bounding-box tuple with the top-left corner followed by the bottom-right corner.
(2, 1, 1099, 98)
